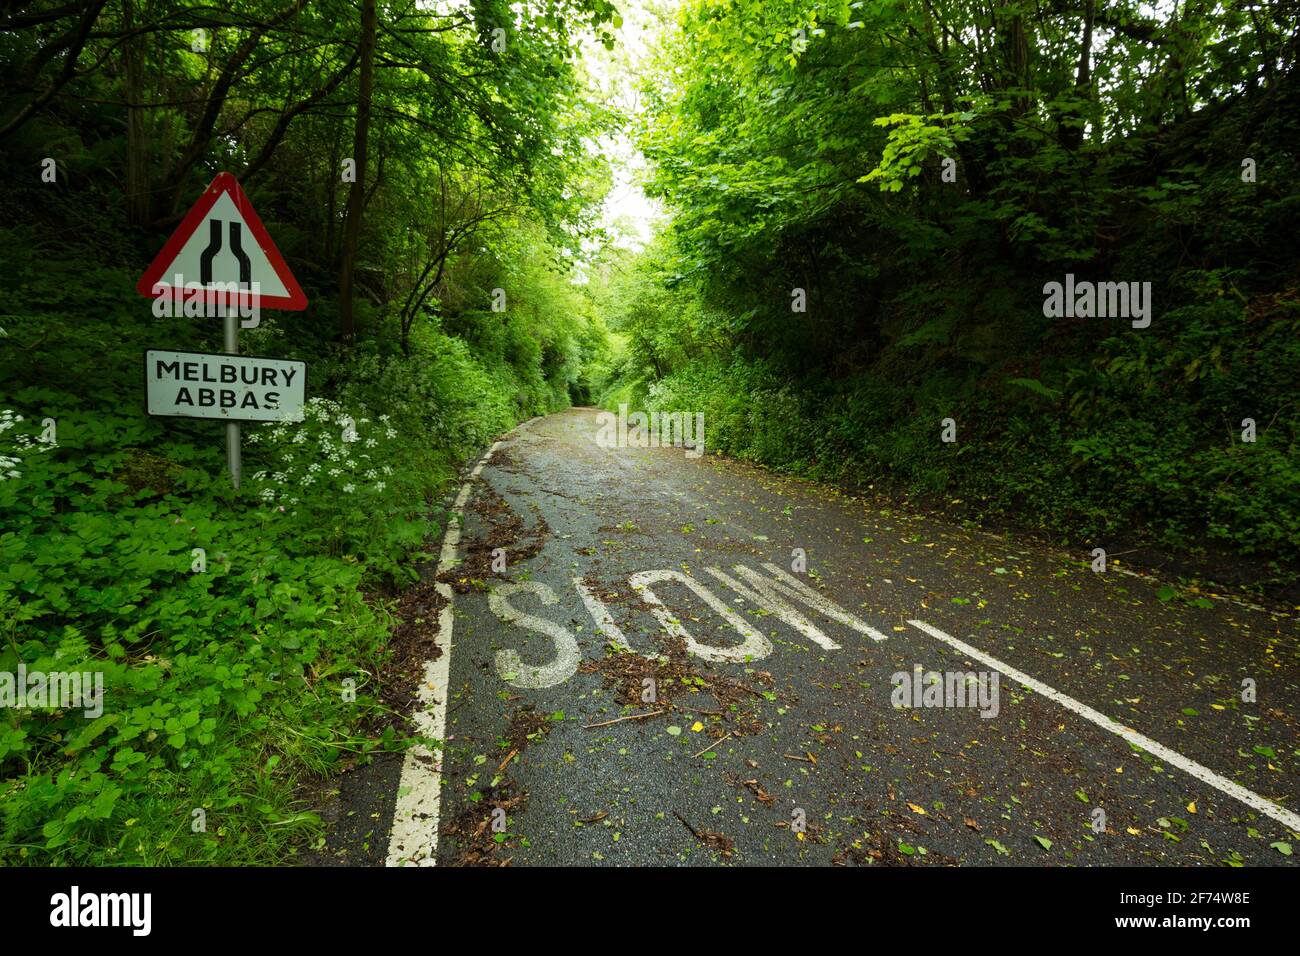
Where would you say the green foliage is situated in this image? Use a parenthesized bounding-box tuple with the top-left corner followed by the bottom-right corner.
(863, 111, 977, 192)
(0, 391, 398, 863)
(598, 0, 1300, 589)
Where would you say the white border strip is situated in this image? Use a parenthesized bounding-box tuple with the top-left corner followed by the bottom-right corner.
(385, 440, 503, 866)
(907, 618, 1300, 833)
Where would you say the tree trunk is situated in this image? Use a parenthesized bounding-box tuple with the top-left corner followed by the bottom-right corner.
(1060, 0, 1094, 150)
(338, 0, 376, 343)
(122, 0, 150, 225)
(325, 127, 340, 265)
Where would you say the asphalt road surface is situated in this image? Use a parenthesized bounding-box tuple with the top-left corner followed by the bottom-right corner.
(380, 407, 1299, 867)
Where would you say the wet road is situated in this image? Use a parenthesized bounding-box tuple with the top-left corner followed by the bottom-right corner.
(384, 407, 1300, 866)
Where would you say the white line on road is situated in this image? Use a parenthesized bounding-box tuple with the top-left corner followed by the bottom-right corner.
(907, 618, 1300, 834)
(629, 568, 774, 663)
(575, 576, 632, 652)
(1110, 566, 1273, 614)
(385, 439, 503, 866)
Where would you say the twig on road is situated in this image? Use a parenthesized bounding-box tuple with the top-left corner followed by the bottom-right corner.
(673, 810, 702, 839)
(496, 748, 518, 773)
(692, 732, 732, 759)
(583, 709, 664, 729)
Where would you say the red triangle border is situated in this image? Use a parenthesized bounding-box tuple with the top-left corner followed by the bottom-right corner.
(136, 172, 308, 311)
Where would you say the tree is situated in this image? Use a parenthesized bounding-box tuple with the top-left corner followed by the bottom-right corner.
(338, 0, 376, 342)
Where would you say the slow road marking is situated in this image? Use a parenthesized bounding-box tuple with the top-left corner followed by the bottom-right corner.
(386, 420, 1297, 865)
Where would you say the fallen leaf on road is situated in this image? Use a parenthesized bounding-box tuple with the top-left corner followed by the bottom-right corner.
(740, 779, 775, 803)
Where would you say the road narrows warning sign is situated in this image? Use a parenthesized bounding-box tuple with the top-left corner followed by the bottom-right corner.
(136, 172, 307, 311)
(145, 350, 307, 423)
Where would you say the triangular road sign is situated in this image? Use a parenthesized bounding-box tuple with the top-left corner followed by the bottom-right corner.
(137, 172, 308, 311)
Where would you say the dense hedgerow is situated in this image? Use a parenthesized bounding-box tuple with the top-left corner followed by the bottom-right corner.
(606, 325, 1300, 588)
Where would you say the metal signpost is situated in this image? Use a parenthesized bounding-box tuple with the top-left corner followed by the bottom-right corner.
(223, 305, 241, 487)
(137, 173, 308, 488)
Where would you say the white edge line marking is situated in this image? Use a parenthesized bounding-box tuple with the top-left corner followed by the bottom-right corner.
(384, 438, 505, 866)
(1110, 566, 1272, 615)
(907, 619, 1300, 834)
